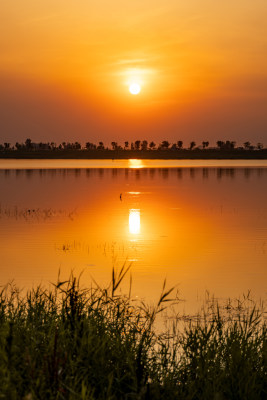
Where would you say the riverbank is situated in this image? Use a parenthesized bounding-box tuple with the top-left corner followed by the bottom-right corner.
(0, 271, 266, 399)
(1, 148, 267, 159)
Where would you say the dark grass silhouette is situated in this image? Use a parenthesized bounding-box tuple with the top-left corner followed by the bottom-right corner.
(0, 268, 266, 399)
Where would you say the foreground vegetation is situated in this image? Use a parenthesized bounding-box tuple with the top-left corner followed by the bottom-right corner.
(0, 269, 266, 399)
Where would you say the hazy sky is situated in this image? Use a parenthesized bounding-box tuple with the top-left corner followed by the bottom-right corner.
(1, 0, 267, 146)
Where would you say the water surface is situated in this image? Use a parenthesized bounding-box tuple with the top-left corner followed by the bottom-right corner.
(0, 160, 266, 313)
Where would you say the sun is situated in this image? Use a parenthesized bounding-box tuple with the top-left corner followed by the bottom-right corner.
(129, 83, 141, 95)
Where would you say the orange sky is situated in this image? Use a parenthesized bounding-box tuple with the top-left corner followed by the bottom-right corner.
(1, 0, 267, 145)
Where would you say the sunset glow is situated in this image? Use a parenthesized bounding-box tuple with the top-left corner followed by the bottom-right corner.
(0, 1, 267, 144)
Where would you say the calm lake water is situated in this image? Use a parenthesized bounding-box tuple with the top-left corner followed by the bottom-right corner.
(0, 159, 267, 314)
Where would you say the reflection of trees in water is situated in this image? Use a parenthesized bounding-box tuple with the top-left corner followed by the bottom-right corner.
(112, 168, 118, 178)
(141, 168, 148, 177)
(1, 167, 267, 181)
(190, 168, 195, 179)
(134, 169, 140, 180)
(98, 168, 104, 178)
(0, 206, 77, 221)
(244, 168, 251, 179)
(217, 168, 235, 179)
(149, 169, 156, 179)
(161, 168, 169, 179)
(177, 168, 182, 179)
(202, 168, 209, 179)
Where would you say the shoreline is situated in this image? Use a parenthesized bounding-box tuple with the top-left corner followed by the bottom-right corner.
(1, 158, 267, 169)
(1, 148, 267, 160)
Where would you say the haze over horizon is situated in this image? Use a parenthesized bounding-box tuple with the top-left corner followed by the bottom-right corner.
(1, 1, 267, 146)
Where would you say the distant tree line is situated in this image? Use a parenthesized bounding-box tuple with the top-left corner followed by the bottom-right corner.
(0, 138, 265, 151)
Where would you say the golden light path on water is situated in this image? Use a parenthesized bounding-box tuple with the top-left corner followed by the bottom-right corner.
(129, 209, 141, 234)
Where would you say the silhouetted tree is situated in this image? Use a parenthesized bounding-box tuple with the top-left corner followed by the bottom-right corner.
(216, 141, 224, 149)
(225, 141, 232, 149)
(124, 141, 129, 150)
(74, 142, 81, 150)
(177, 141, 183, 149)
(216, 140, 235, 150)
(131, 142, 134, 150)
(134, 140, 141, 150)
(98, 142, 104, 150)
(86, 142, 95, 150)
(257, 142, 263, 150)
(160, 141, 170, 149)
(111, 142, 118, 150)
(244, 141, 251, 149)
(202, 141, 209, 149)
(149, 141, 156, 150)
(4, 142, 11, 149)
(230, 141, 236, 149)
(189, 141, 196, 150)
(25, 138, 32, 150)
(141, 140, 148, 150)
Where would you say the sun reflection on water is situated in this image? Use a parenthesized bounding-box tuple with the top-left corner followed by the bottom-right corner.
(129, 209, 140, 234)
(128, 159, 144, 169)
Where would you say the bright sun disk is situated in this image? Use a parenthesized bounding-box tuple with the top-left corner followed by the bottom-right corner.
(129, 83, 141, 95)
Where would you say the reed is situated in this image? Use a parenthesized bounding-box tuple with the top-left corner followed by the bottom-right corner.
(0, 269, 266, 399)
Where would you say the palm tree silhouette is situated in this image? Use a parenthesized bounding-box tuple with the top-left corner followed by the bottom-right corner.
(189, 141, 196, 150)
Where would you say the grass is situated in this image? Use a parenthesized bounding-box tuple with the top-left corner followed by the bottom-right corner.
(0, 268, 266, 399)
